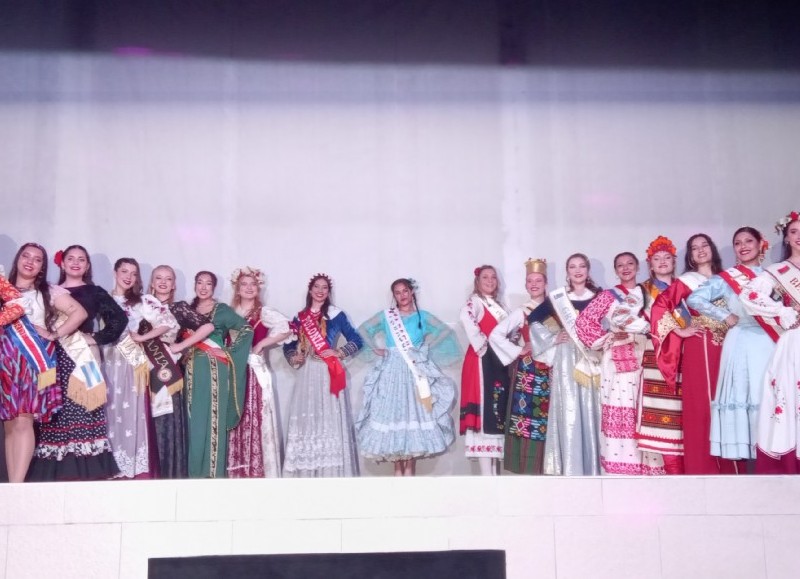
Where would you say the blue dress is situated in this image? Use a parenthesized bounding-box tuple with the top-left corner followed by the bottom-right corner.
(687, 268, 776, 460)
(355, 309, 460, 462)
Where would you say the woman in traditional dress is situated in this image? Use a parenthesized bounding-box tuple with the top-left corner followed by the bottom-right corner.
(636, 236, 683, 474)
(356, 278, 459, 476)
(9, 244, 114, 482)
(650, 233, 740, 474)
(104, 258, 179, 478)
(686, 227, 775, 466)
(227, 266, 292, 478)
(543, 253, 602, 476)
(459, 265, 510, 476)
(282, 273, 363, 478)
(489, 258, 560, 475)
(148, 265, 215, 478)
(185, 271, 252, 478)
(575, 252, 665, 475)
(740, 211, 800, 474)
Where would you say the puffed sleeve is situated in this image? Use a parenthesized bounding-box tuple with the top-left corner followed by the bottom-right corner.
(686, 276, 731, 323)
(260, 307, 293, 345)
(740, 272, 800, 330)
(489, 308, 525, 365)
(420, 310, 462, 367)
(140, 294, 180, 332)
(91, 286, 128, 346)
(459, 296, 488, 354)
(0, 276, 24, 326)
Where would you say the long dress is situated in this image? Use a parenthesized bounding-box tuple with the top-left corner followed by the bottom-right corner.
(459, 295, 510, 459)
(356, 309, 459, 462)
(490, 299, 559, 475)
(162, 300, 211, 478)
(0, 276, 60, 423)
(576, 285, 666, 475)
(651, 272, 741, 475)
(739, 260, 800, 473)
(28, 284, 123, 481)
(183, 302, 252, 478)
(686, 266, 776, 461)
(542, 288, 602, 476)
(227, 306, 292, 478)
(104, 293, 179, 478)
(282, 306, 363, 477)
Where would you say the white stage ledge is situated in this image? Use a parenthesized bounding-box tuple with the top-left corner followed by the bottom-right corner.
(1, 476, 798, 579)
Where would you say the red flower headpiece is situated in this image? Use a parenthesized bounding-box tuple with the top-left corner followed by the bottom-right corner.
(645, 235, 677, 259)
(53, 250, 64, 267)
(775, 211, 800, 234)
(473, 267, 482, 277)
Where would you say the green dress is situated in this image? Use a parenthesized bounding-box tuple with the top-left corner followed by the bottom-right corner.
(184, 302, 252, 478)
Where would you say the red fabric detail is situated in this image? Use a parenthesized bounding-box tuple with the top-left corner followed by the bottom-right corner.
(459, 309, 499, 435)
(662, 454, 685, 474)
(575, 290, 614, 348)
(299, 309, 346, 397)
(602, 405, 637, 439)
(650, 279, 690, 388)
(756, 448, 800, 474)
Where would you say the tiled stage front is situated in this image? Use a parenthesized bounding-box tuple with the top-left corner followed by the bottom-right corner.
(1, 476, 797, 578)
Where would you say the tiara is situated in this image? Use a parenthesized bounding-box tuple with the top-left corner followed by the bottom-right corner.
(230, 266, 265, 287)
(524, 258, 547, 276)
(308, 272, 333, 289)
(775, 211, 799, 235)
(646, 235, 677, 259)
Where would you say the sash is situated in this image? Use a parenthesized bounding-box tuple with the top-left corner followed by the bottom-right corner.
(299, 310, 346, 397)
(719, 265, 783, 343)
(138, 320, 184, 397)
(384, 307, 432, 412)
(766, 261, 800, 309)
(60, 329, 107, 411)
(182, 329, 229, 364)
(248, 352, 273, 391)
(481, 296, 508, 324)
(548, 287, 601, 387)
(115, 334, 150, 394)
(5, 316, 57, 388)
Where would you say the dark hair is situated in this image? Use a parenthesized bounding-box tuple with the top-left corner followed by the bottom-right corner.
(304, 274, 332, 319)
(114, 258, 143, 306)
(565, 253, 601, 293)
(391, 278, 422, 330)
(684, 234, 723, 274)
(57, 244, 94, 285)
(613, 252, 639, 268)
(9, 242, 57, 331)
(191, 270, 218, 309)
(781, 219, 799, 261)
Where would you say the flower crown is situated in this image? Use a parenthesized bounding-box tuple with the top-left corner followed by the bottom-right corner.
(775, 211, 800, 235)
(308, 272, 333, 290)
(405, 277, 419, 292)
(646, 235, 677, 259)
(230, 266, 265, 287)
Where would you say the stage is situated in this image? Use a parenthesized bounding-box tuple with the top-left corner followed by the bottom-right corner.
(0, 475, 796, 578)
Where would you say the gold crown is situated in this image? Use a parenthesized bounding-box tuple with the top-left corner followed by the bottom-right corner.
(525, 258, 547, 276)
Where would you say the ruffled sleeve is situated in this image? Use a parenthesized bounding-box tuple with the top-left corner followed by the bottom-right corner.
(91, 286, 128, 346)
(260, 307, 293, 345)
(0, 276, 24, 326)
(489, 307, 525, 365)
(420, 310, 462, 367)
(740, 270, 800, 330)
(139, 294, 180, 332)
(459, 296, 487, 354)
(686, 276, 731, 323)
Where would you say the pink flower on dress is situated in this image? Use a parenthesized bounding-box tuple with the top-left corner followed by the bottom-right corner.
(775, 406, 783, 415)
(748, 291, 759, 300)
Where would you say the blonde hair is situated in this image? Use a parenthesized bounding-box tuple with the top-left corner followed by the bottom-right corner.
(149, 264, 177, 304)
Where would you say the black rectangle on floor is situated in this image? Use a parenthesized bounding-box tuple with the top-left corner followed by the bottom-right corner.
(149, 550, 506, 579)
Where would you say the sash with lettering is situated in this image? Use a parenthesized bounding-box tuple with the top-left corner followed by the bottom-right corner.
(5, 315, 57, 388)
(384, 307, 432, 412)
(60, 328, 107, 411)
(138, 320, 184, 396)
(548, 287, 601, 387)
(719, 265, 783, 343)
(299, 309, 346, 397)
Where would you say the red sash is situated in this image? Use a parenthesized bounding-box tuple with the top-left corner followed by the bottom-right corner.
(718, 265, 781, 343)
(6, 317, 57, 388)
(300, 310, 346, 397)
(181, 330, 229, 364)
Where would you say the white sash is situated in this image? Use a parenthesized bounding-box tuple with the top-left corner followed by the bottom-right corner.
(548, 287, 601, 387)
(384, 308, 432, 412)
(767, 261, 800, 308)
(481, 296, 508, 324)
(248, 352, 273, 392)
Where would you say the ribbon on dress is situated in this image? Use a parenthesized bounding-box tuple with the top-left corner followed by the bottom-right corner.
(5, 316, 57, 389)
(720, 265, 783, 343)
(384, 307, 432, 412)
(548, 287, 601, 387)
(299, 309, 346, 397)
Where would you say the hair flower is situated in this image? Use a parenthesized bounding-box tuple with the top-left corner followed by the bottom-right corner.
(230, 266, 266, 287)
(775, 210, 800, 234)
(53, 250, 64, 268)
